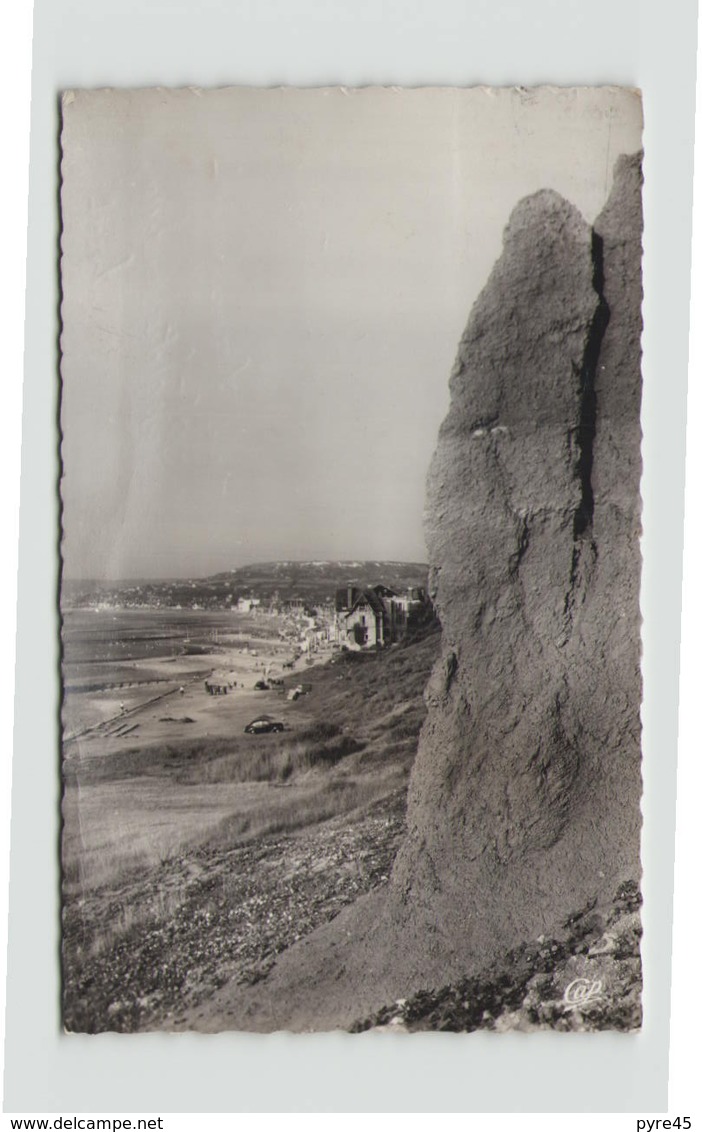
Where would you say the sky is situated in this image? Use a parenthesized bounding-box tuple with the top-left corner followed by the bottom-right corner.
(59, 85, 642, 580)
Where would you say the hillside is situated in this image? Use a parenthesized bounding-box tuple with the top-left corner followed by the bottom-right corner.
(62, 623, 441, 1032)
(63, 560, 429, 611)
(212, 559, 428, 598)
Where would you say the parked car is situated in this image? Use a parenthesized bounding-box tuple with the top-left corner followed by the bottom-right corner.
(253, 680, 269, 690)
(244, 717, 285, 735)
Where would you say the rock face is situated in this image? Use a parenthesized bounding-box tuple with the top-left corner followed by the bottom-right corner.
(186, 153, 643, 1032)
(389, 153, 643, 973)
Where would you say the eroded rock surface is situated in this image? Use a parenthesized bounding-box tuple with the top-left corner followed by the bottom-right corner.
(184, 154, 643, 1033)
(389, 155, 643, 969)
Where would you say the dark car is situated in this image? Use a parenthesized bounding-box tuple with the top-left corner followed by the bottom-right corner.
(253, 680, 269, 690)
(244, 717, 285, 735)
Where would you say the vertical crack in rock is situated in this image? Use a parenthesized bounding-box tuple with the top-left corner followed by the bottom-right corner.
(563, 231, 610, 638)
(574, 232, 608, 538)
(509, 513, 530, 578)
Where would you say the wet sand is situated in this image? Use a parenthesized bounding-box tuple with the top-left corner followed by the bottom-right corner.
(62, 607, 333, 758)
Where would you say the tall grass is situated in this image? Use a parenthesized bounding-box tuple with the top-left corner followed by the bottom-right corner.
(178, 732, 365, 786)
(63, 625, 440, 908)
(66, 720, 366, 791)
(210, 774, 405, 844)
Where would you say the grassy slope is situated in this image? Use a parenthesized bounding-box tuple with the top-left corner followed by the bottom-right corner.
(62, 625, 441, 1032)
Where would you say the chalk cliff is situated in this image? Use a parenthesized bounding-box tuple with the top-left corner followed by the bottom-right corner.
(388, 152, 643, 972)
(187, 153, 643, 1032)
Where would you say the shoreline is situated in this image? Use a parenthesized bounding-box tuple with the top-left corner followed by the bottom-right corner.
(61, 606, 337, 756)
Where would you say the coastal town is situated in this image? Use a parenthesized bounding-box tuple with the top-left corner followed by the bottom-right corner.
(60, 563, 434, 751)
(62, 561, 432, 657)
(267, 581, 430, 655)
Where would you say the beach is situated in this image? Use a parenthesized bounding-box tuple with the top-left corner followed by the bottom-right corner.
(61, 606, 327, 752)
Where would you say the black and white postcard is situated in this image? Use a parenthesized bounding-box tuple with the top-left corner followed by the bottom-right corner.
(59, 85, 644, 1034)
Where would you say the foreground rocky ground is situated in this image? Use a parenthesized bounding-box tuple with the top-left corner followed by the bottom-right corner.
(351, 881, 642, 1034)
(64, 786, 642, 1035)
(63, 792, 406, 1033)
